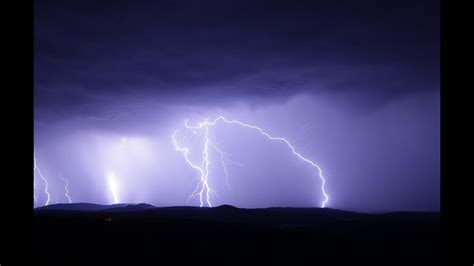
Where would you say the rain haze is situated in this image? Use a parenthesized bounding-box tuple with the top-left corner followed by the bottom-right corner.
(34, 0, 439, 212)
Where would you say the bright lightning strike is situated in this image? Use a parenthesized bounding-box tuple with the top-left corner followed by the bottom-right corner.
(172, 126, 215, 207)
(60, 173, 72, 204)
(34, 152, 51, 206)
(172, 116, 329, 208)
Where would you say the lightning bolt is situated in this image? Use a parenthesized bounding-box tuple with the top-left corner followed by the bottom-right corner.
(60, 173, 72, 203)
(34, 152, 51, 206)
(172, 116, 329, 208)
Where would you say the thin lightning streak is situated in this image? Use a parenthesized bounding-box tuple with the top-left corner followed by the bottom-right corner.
(209, 141, 242, 190)
(172, 130, 203, 206)
(34, 152, 50, 206)
(33, 179, 38, 207)
(173, 116, 330, 208)
(209, 142, 231, 189)
(60, 173, 72, 203)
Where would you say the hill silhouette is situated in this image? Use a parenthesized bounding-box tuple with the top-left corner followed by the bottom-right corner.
(33, 203, 440, 265)
(36, 202, 155, 212)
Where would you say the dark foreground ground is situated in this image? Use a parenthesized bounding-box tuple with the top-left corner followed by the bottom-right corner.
(33, 203, 440, 265)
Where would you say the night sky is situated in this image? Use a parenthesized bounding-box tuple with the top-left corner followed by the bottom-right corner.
(34, 0, 439, 211)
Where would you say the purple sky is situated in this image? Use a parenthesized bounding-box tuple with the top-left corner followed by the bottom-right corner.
(34, 0, 439, 211)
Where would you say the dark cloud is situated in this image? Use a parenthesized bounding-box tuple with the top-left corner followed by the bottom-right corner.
(35, 0, 439, 115)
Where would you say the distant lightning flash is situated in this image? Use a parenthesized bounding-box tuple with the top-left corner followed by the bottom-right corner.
(60, 173, 72, 203)
(107, 172, 120, 204)
(34, 152, 51, 206)
(172, 116, 329, 208)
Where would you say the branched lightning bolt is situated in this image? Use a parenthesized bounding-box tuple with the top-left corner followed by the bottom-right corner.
(34, 152, 51, 206)
(60, 173, 72, 203)
(172, 116, 329, 208)
(172, 124, 216, 207)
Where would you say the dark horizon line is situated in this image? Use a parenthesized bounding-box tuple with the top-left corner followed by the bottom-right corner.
(34, 201, 440, 214)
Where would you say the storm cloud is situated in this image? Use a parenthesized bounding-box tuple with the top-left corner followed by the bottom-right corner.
(34, 0, 439, 211)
